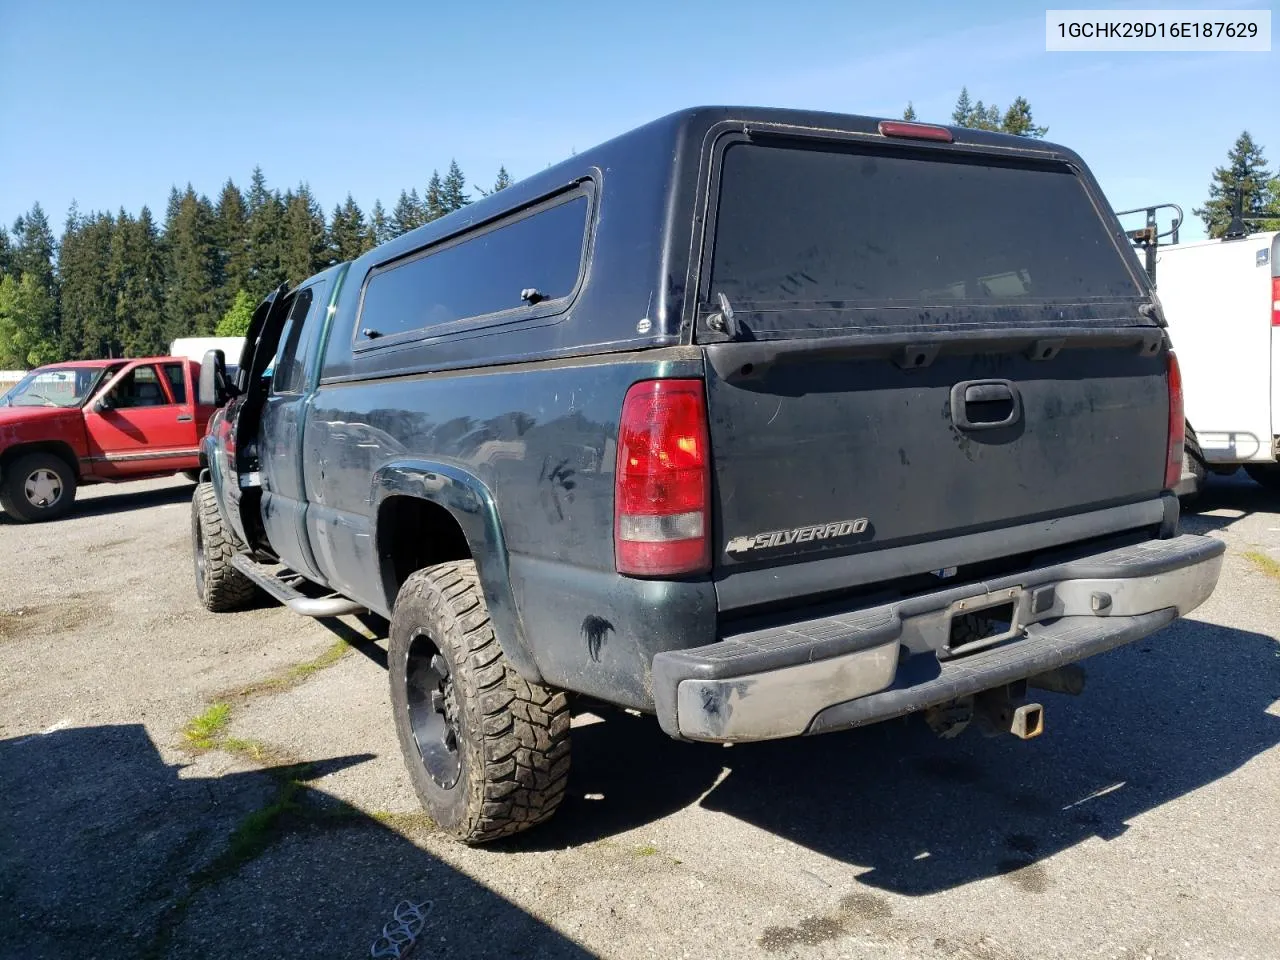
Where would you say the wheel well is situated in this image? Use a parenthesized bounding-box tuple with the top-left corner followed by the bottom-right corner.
(0, 441, 80, 480)
(377, 495, 472, 607)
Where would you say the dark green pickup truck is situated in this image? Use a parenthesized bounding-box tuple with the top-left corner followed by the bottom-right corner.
(190, 106, 1224, 843)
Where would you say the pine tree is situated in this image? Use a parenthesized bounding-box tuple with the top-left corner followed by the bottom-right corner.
(215, 179, 251, 317)
(0, 226, 12, 278)
(391, 189, 426, 237)
(902, 102, 917, 121)
(279, 184, 330, 281)
(55, 202, 83, 356)
(328, 195, 369, 262)
(369, 200, 391, 247)
(0, 273, 59, 367)
(0, 276, 21, 368)
(964, 99, 1001, 132)
(945, 89, 1048, 138)
(112, 207, 167, 356)
(9, 203, 60, 360)
(215, 290, 256, 336)
(107, 210, 138, 356)
(58, 207, 117, 358)
(163, 185, 220, 339)
(474, 165, 516, 199)
(247, 166, 286, 299)
(13, 203, 58, 290)
(1001, 96, 1048, 138)
(424, 171, 445, 222)
(441, 160, 469, 214)
(1194, 132, 1280, 237)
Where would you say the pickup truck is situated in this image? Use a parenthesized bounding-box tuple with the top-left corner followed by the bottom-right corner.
(192, 106, 1225, 844)
(0, 356, 212, 522)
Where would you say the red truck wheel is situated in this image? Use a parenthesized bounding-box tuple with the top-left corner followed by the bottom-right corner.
(0, 453, 77, 523)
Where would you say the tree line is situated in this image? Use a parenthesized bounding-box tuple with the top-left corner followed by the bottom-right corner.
(0, 161, 512, 368)
(4, 89, 1278, 370)
(903, 87, 1049, 138)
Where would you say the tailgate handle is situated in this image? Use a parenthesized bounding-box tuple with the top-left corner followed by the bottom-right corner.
(951, 379, 1022, 431)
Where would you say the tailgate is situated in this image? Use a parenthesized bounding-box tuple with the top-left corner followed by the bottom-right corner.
(697, 133, 1168, 604)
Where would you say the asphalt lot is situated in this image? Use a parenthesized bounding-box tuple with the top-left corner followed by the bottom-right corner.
(0, 474, 1277, 959)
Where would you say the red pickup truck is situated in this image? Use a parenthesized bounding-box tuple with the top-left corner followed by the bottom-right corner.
(0, 357, 215, 523)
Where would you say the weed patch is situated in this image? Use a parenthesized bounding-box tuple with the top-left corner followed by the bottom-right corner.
(183, 703, 231, 749)
(223, 638, 354, 700)
(1244, 550, 1280, 582)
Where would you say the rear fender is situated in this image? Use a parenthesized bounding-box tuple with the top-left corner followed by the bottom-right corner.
(370, 460, 540, 681)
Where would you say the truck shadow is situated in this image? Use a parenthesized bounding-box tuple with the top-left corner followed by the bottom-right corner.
(535, 618, 1279, 896)
(1181, 469, 1274, 533)
(0, 724, 593, 959)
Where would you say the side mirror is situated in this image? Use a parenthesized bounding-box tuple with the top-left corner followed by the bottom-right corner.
(198, 349, 231, 407)
(95, 394, 114, 413)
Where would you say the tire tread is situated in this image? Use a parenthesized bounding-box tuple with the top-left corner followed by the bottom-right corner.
(192, 482, 257, 612)
(393, 561, 570, 843)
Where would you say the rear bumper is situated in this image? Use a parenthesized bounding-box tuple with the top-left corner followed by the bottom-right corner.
(651, 533, 1224, 742)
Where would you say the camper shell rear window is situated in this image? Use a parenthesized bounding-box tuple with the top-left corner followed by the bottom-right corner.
(706, 140, 1143, 335)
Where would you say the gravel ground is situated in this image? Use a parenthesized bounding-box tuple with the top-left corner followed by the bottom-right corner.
(0, 473, 1277, 959)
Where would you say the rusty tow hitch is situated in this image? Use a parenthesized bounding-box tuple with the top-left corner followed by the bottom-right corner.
(923, 667, 1086, 741)
(975, 679, 1049, 740)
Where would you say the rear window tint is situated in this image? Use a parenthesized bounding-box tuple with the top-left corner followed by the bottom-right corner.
(358, 194, 588, 343)
(709, 142, 1140, 316)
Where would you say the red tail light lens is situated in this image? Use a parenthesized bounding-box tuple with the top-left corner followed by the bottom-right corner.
(1165, 351, 1185, 491)
(877, 120, 953, 143)
(1271, 276, 1279, 327)
(615, 379, 711, 576)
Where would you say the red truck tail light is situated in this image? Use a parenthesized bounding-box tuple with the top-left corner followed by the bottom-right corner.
(615, 379, 711, 576)
(1271, 276, 1279, 327)
(1165, 350, 1185, 491)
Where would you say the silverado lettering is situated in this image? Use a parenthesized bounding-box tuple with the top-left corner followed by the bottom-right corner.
(726, 518, 870, 554)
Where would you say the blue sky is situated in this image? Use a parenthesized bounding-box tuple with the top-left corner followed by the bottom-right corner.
(1, 0, 1275, 242)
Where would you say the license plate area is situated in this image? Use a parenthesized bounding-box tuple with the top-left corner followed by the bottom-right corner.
(941, 587, 1025, 659)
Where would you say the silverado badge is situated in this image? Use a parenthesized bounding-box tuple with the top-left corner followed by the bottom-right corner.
(726, 518, 870, 555)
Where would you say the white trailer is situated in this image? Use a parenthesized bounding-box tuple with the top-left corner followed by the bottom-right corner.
(1146, 229, 1280, 491)
(169, 337, 246, 380)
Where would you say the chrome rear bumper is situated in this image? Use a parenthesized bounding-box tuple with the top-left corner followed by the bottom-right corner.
(652, 534, 1225, 742)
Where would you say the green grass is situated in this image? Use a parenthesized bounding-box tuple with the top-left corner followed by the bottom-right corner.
(217, 776, 304, 868)
(219, 736, 281, 764)
(1244, 550, 1280, 579)
(635, 844, 659, 857)
(225, 638, 353, 700)
(1244, 550, 1280, 581)
(182, 703, 231, 749)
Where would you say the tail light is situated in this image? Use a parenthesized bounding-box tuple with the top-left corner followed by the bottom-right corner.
(1165, 351, 1185, 491)
(615, 379, 711, 576)
(1271, 276, 1279, 327)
